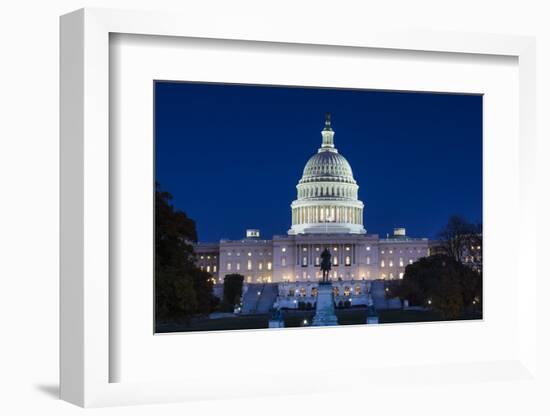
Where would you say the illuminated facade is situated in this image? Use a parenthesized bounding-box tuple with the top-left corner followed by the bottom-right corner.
(194, 114, 434, 285)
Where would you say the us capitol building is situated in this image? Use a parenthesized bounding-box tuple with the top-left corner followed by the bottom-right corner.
(195, 114, 434, 309)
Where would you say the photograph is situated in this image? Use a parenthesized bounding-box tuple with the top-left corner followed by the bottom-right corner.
(154, 81, 483, 333)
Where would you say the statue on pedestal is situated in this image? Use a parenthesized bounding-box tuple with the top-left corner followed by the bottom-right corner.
(313, 248, 338, 326)
(320, 248, 332, 284)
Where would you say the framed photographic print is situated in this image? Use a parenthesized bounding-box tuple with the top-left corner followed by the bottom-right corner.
(60, 7, 538, 408)
(153, 81, 483, 334)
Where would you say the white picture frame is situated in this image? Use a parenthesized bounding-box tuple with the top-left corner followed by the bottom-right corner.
(60, 7, 538, 408)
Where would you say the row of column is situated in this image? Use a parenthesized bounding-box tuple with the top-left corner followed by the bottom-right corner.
(295, 243, 357, 266)
(292, 206, 363, 225)
(298, 185, 355, 199)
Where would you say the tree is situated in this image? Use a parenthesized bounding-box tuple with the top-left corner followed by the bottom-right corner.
(391, 254, 481, 320)
(222, 274, 244, 308)
(155, 182, 213, 321)
(437, 215, 482, 264)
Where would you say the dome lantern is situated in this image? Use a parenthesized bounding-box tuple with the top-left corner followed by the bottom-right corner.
(321, 112, 335, 150)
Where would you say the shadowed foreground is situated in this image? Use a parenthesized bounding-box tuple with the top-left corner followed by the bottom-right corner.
(156, 308, 481, 333)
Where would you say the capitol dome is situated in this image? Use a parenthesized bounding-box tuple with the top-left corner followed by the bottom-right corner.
(288, 114, 366, 235)
(301, 150, 356, 184)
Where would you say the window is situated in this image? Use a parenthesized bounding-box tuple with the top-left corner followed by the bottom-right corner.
(344, 287, 351, 296)
(236, 263, 240, 271)
(345, 256, 351, 266)
(345, 246, 350, 251)
(366, 256, 371, 265)
(381, 250, 385, 254)
(381, 260, 385, 268)
(200, 256, 204, 259)
(389, 249, 393, 254)
(389, 273, 394, 279)
(258, 262, 263, 271)
(302, 256, 308, 266)
(409, 259, 413, 265)
(247, 276, 252, 283)
(248, 252, 252, 256)
(355, 285, 361, 295)
(282, 247, 286, 253)
(226, 262, 232, 271)
(247, 260, 252, 271)
(300, 287, 306, 297)
(366, 246, 371, 251)
(303, 247, 307, 252)
(399, 258, 404, 267)
(206, 265, 210, 272)
(399, 272, 404, 279)
(267, 262, 272, 271)
(200, 266, 204, 271)
(213, 265, 217, 272)
(315, 257, 320, 266)
(333, 256, 339, 266)
(282, 257, 287, 266)
(389, 260, 393, 267)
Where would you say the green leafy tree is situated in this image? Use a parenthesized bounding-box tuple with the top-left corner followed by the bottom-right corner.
(391, 254, 481, 320)
(155, 182, 213, 321)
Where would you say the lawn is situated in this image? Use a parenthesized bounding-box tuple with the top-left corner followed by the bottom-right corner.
(156, 308, 481, 333)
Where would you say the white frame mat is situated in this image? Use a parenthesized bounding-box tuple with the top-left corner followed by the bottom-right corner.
(60, 8, 537, 408)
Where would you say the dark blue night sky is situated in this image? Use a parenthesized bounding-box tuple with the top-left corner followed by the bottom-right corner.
(155, 82, 482, 242)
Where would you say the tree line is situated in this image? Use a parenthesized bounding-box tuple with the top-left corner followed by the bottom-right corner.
(155, 183, 216, 322)
(389, 215, 482, 319)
